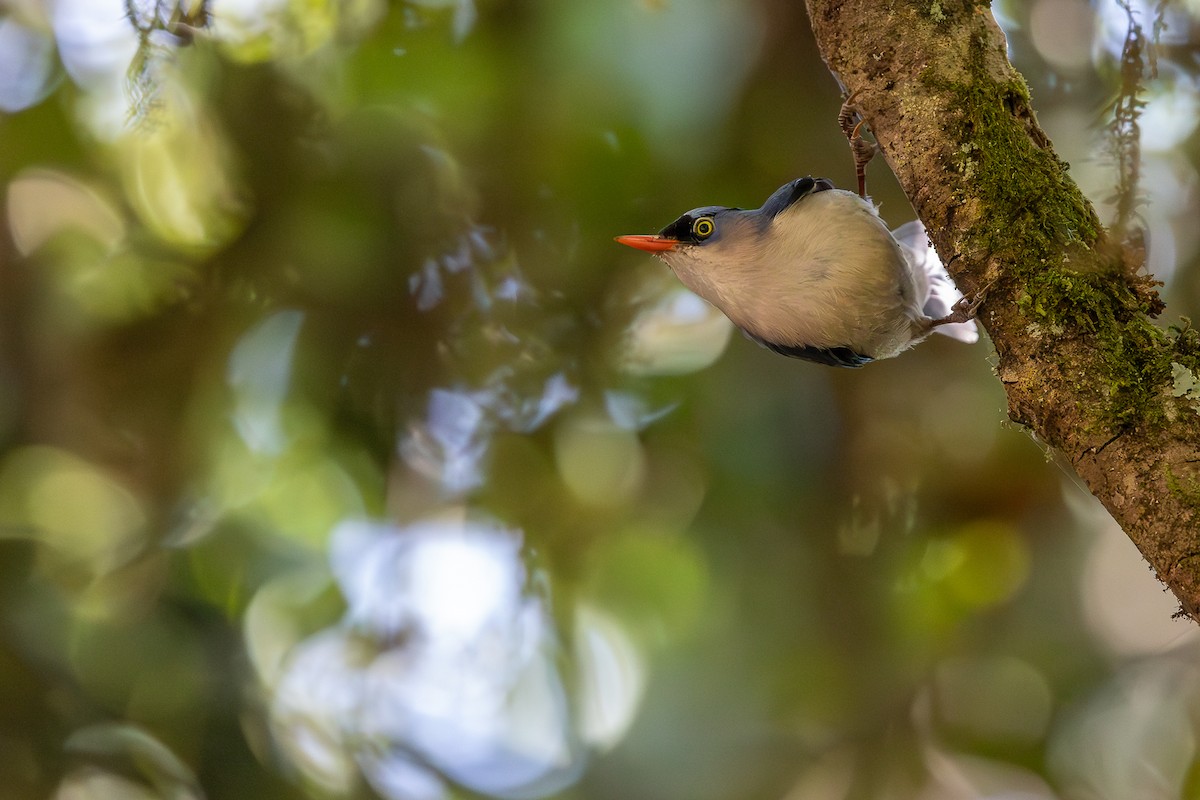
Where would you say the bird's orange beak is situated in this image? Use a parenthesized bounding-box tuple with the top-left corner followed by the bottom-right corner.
(615, 234, 678, 253)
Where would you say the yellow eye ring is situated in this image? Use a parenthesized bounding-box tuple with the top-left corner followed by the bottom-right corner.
(693, 217, 715, 239)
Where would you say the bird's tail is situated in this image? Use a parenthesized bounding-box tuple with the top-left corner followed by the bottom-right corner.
(891, 220, 979, 344)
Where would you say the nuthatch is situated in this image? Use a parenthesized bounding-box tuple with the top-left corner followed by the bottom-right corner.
(616, 177, 979, 367)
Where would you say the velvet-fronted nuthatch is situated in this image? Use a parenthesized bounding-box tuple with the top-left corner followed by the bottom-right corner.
(616, 177, 979, 367)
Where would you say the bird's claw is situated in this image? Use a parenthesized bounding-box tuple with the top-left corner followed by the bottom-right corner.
(837, 90, 863, 139)
(839, 90, 877, 199)
(932, 284, 990, 327)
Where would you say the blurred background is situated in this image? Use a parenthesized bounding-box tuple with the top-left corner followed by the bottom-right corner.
(1, 0, 1199, 798)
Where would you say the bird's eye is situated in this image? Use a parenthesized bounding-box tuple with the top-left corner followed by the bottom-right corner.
(693, 217, 715, 239)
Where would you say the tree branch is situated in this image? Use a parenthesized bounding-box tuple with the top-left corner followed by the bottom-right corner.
(804, 0, 1200, 622)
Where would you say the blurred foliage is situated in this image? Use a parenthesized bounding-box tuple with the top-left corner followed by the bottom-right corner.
(1, 1, 1200, 799)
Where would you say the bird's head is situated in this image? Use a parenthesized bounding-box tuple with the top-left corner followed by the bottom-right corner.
(616, 178, 834, 273)
(615, 205, 747, 270)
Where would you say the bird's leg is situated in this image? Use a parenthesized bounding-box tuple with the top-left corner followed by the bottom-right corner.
(838, 91, 877, 198)
(930, 285, 990, 328)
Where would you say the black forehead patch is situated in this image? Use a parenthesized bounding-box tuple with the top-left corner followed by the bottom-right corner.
(658, 214, 698, 242)
(658, 205, 737, 243)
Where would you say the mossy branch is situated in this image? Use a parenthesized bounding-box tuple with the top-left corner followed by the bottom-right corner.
(804, 0, 1200, 622)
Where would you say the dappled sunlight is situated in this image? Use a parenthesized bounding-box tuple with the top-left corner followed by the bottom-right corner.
(554, 412, 646, 508)
(7, 169, 126, 256)
(228, 310, 306, 456)
(918, 748, 1059, 800)
(5, 168, 197, 322)
(401, 388, 492, 492)
(405, 0, 478, 44)
(1030, 0, 1095, 72)
(1047, 656, 1200, 800)
(52, 0, 140, 136)
(620, 271, 734, 376)
(917, 382, 1002, 469)
(52, 0, 137, 89)
(1070, 487, 1199, 655)
(210, 0, 352, 62)
(575, 604, 646, 750)
(603, 390, 680, 430)
(259, 515, 648, 799)
(1141, 70, 1200, 153)
(930, 655, 1054, 746)
(210, 435, 366, 547)
(409, 226, 500, 312)
(0, 16, 59, 112)
(0, 446, 146, 575)
(909, 521, 1031, 611)
(53, 771, 164, 800)
(330, 516, 530, 641)
(60, 723, 204, 800)
(114, 93, 247, 248)
(216, 311, 373, 546)
(401, 374, 580, 494)
(2, 1, 1200, 799)
(583, 529, 710, 647)
(549, 0, 765, 163)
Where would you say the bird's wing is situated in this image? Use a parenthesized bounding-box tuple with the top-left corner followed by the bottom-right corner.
(758, 176, 837, 222)
(742, 329, 872, 368)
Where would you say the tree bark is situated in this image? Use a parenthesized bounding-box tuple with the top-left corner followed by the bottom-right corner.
(804, 0, 1200, 622)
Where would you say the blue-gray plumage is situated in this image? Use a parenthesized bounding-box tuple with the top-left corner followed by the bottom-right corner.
(616, 177, 978, 367)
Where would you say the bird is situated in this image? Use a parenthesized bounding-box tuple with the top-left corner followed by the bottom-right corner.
(615, 177, 980, 368)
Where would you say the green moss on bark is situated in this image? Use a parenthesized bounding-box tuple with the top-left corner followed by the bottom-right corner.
(924, 75, 1099, 262)
(920, 68, 1194, 431)
(1166, 465, 1200, 507)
